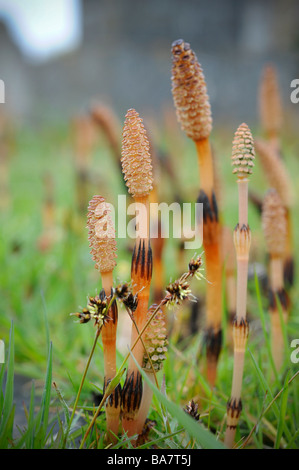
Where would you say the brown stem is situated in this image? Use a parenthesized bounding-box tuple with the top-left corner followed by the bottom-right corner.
(269, 257, 284, 292)
(269, 256, 288, 371)
(204, 242, 223, 386)
(122, 195, 153, 436)
(271, 310, 285, 371)
(195, 137, 222, 386)
(284, 209, 294, 287)
(195, 138, 214, 197)
(268, 132, 280, 156)
(135, 373, 155, 435)
(101, 271, 120, 443)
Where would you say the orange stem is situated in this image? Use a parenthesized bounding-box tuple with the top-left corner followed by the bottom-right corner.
(196, 137, 222, 386)
(101, 271, 120, 442)
(195, 138, 214, 197)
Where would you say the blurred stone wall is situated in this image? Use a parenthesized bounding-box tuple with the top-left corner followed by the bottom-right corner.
(0, 0, 298, 128)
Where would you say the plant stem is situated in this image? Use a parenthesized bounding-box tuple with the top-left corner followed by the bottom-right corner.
(135, 374, 156, 433)
(269, 256, 287, 371)
(195, 139, 214, 196)
(101, 271, 120, 443)
(195, 137, 222, 386)
(122, 195, 152, 436)
(225, 178, 250, 448)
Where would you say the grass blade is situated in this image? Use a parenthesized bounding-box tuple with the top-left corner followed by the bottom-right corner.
(0, 322, 14, 445)
(274, 370, 291, 448)
(254, 272, 279, 382)
(248, 348, 293, 444)
(34, 342, 53, 448)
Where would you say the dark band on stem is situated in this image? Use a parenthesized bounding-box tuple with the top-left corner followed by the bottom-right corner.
(122, 371, 143, 415)
(131, 239, 153, 281)
(229, 311, 236, 323)
(232, 316, 249, 349)
(226, 397, 242, 429)
(283, 256, 294, 288)
(268, 287, 289, 311)
(203, 327, 222, 362)
(197, 189, 218, 223)
(232, 316, 249, 329)
(103, 378, 122, 409)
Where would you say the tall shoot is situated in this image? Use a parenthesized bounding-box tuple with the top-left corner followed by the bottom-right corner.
(171, 39, 222, 386)
(225, 123, 255, 448)
(87, 195, 120, 442)
(120, 108, 154, 437)
(261, 188, 288, 371)
(255, 138, 294, 288)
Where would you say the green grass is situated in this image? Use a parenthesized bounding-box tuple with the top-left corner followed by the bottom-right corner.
(0, 121, 298, 449)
